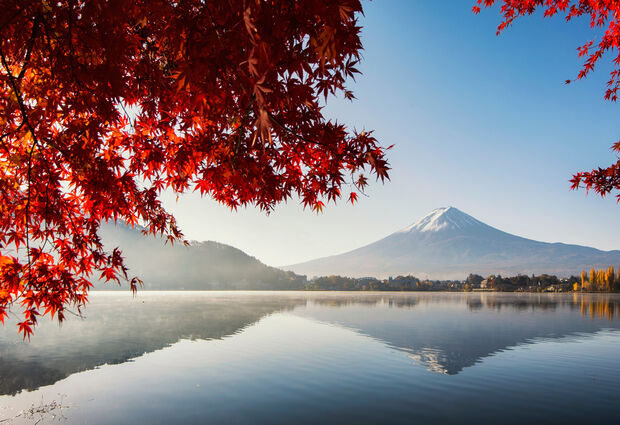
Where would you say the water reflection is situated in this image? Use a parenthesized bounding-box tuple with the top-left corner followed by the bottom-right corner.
(1, 292, 619, 394)
(298, 293, 620, 374)
(465, 293, 620, 320)
(577, 296, 618, 320)
(0, 292, 305, 395)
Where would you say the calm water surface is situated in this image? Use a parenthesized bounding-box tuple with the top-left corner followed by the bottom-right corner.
(1, 292, 620, 424)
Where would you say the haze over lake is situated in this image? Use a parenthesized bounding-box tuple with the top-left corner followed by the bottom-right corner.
(1, 292, 620, 424)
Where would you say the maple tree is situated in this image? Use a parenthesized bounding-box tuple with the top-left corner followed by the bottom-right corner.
(473, 0, 620, 200)
(0, 0, 390, 337)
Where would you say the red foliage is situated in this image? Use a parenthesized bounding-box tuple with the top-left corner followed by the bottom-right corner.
(474, 0, 620, 200)
(0, 0, 390, 337)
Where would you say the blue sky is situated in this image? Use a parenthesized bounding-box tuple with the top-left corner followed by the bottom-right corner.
(161, 1, 620, 266)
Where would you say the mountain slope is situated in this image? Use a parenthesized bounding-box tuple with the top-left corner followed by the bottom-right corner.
(284, 207, 620, 279)
(96, 223, 305, 290)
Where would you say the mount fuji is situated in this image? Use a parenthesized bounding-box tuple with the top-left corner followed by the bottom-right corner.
(284, 207, 620, 279)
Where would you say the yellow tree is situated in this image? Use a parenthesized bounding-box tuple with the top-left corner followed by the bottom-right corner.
(590, 268, 597, 291)
(581, 270, 587, 290)
(604, 268, 611, 291)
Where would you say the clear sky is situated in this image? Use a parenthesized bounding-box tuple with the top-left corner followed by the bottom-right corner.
(160, 1, 620, 267)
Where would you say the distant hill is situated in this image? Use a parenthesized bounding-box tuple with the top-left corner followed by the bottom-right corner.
(96, 223, 305, 290)
(284, 207, 620, 279)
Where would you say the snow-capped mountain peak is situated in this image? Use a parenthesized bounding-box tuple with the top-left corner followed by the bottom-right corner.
(399, 206, 484, 233)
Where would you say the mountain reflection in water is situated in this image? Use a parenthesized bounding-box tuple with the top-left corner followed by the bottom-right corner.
(1, 292, 619, 396)
(299, 293, 620, 374)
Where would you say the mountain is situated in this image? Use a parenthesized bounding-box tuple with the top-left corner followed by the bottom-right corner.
(284, 206, 620, 279)
(96, 223, 306, 290)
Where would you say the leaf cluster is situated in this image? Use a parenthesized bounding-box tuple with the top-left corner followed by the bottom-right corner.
(0, 0, 390, 336)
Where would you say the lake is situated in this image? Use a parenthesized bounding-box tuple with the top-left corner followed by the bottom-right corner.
(1, 292, 620, 424)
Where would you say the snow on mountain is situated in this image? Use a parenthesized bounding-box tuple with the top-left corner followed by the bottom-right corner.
(283, 207, 620, 279)
(398, 207, 486, 233)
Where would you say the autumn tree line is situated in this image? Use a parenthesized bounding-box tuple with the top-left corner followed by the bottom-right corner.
(577, 267, 620, 292)
(304, 270, 620, 292)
